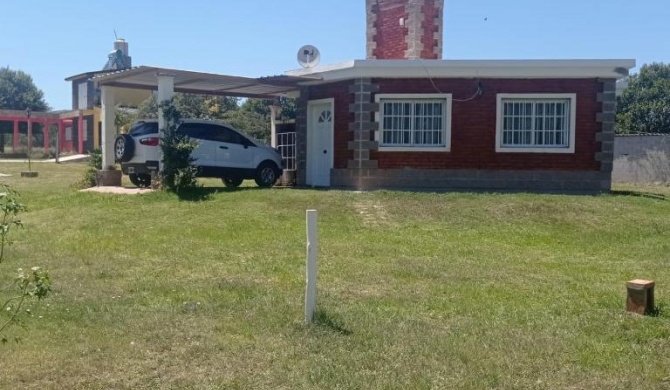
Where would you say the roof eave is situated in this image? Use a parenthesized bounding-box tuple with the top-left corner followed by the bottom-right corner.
(286, 59, 637, 85)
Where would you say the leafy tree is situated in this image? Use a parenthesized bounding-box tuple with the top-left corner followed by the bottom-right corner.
(120, 94, 240, 126)
(0, 67, 50, 152)
(616, 63, 670, 134)
(174, 94, 238, 120)
(0, 67, 49, 112)
(226, 97, 296, 142)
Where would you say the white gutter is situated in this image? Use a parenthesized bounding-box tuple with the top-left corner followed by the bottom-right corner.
(286, 59, 636, 83)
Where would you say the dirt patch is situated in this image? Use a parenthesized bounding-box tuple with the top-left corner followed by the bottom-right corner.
(354, 198, 391, 226)
(80, 186, 153, 195)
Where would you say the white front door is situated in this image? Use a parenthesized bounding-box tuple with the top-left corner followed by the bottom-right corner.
(307, 99, 334, 187)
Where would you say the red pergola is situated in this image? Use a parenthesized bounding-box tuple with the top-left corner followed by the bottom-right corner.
(0, 109, 88, 154)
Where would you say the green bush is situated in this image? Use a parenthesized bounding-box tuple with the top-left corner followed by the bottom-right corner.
(73, 148, 102, 189)
(159, 100, 199, 193)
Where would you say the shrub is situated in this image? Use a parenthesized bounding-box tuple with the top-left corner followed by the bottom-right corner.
(159, 100, 199, 193)
(73, 148, 102, 189)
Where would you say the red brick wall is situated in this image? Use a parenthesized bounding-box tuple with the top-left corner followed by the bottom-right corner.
(308, 81, 353, 169)
(372, 0, 409, 59)
(316, 78, 602, 172)
(370, 78, 602, 171)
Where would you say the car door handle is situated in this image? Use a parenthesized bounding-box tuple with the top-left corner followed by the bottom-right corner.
(219, 146, 229, 150)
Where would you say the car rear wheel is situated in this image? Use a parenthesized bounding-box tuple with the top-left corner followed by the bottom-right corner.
(222, 177, 243, 188)
(254, 162, 278, 188)
(129, 173, 151, 188)
(114, 134, 135, 162)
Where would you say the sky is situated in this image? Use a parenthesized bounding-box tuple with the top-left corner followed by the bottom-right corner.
(1, 0, 668, 111)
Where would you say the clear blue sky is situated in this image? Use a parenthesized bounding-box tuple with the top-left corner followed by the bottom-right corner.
(1, 0, 668, 110)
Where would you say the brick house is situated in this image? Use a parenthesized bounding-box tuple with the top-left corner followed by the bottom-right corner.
(285, 0, 634, 193)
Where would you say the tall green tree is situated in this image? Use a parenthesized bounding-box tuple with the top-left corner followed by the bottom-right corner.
(616, 63, 670, 134)
(226, 97, 296, 142)
(0, 67, 49, 112)
(0, 67, 50, 152)
(127, 94, 239, 122)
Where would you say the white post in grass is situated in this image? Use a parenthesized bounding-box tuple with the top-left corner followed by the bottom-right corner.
(305, 209, 318, 324)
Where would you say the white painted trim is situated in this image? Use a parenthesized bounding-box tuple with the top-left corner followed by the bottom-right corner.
(375, 93, 452, 152)
(306, 98, 335, 187)
(286, 59, 636, 82)
(495, 93, 577, 154)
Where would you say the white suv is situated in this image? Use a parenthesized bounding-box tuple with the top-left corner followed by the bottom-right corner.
(114, 119, 283, 188)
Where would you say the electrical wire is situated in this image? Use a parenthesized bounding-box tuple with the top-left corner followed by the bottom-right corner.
(422, 63, 483, 102)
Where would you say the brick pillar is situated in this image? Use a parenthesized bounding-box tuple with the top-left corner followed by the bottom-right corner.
(348, 78, 379, 170)
(296, 86, 310, 186)
(596, 78, 617, 191)
(366, 0, 444, 60)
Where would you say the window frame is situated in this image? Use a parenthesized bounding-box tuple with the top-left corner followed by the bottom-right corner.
(495, 93, 577, 154)
(375, 93, 453, 152)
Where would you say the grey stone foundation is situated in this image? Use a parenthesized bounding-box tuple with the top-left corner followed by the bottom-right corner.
(331, 169, 611, 194)
(596, 78, 618, 190)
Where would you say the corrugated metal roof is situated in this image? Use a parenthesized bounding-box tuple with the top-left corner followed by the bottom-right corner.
(92, 66, 316, 99)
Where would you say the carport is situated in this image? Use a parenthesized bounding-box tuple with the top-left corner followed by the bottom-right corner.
(93, 66, 309, 185)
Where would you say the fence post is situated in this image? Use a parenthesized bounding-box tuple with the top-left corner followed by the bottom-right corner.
(305, 209, 318, 324)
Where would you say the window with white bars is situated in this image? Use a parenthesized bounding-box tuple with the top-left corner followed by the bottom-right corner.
(376, 94, 452, 151)
(496, 94, 577, 154)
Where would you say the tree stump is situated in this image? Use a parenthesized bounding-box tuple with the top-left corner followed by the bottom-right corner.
(626, 279, 655, 315)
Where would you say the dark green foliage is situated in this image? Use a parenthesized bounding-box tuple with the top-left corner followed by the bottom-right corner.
(0, 67, 49, 112)
(617, 63, 670, 134)
(159, 100, 199, 193)
(0, 184, 25, 264)
(74, 148, 102, 189)
(0, 67, 50, 153)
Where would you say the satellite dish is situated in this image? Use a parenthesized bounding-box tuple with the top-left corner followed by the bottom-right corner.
(297, 45, 321, 68)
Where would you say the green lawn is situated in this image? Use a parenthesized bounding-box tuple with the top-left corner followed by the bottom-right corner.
(1, 162, 669, 389)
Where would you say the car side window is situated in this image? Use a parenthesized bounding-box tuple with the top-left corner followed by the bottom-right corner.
(176, 123, 251, 146)
(201, 125, 246, 145)
(178, 124, 207, 140)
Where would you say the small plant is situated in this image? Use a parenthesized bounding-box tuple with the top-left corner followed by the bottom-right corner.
(73, 148, 102, 189)
(159, 100, 199, 193)
(0, 185, 24, 263)
(1, 267, 50, 343)
(0, 184, 51, 343)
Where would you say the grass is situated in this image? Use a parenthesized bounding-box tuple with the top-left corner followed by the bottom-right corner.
(0, 162, 669, 389)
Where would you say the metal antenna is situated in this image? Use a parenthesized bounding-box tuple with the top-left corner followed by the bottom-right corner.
(114, 30, 118, 40)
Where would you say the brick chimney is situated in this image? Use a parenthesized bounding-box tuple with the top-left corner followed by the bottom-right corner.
(366, 0, 444, 60)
